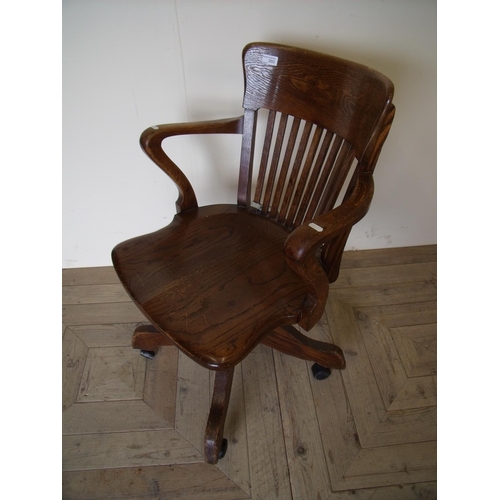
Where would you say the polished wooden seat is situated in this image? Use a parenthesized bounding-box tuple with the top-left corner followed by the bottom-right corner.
(112, 42, 395, 464)
(112, 204, 309, 369)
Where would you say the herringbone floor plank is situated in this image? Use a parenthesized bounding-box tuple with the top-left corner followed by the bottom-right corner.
(62, 245, 437, 499)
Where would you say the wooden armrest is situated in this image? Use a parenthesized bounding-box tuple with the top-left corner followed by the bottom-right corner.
(284, 173, 374, 329)
(285, 173, 374, 262)
(139, 116, 244, 213)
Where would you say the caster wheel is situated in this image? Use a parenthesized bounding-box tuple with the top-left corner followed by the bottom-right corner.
(140, 350, 156, 360)
(218, 438, 228, 460)
(312, 363, 331, 380)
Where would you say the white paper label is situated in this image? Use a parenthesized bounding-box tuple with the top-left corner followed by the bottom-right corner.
(261, 54, 278, 66)
(308, 222, 324, 232)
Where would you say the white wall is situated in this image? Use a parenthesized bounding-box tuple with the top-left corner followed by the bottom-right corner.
(63, 0, 436, 268)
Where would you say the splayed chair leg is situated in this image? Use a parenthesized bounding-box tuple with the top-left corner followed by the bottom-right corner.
(262, 324, 346, 370)
(204, 368, 234, 464)
(131, 324, 174, 358)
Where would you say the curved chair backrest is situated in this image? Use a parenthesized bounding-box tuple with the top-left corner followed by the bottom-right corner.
(237, 42, 395, 231)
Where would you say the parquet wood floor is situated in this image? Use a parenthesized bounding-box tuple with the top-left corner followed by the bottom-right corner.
(62, 245, 437, 500)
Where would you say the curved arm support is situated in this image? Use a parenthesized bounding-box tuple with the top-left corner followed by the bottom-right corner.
(285, 173, 375, 329)
(140, 116, 244, 213)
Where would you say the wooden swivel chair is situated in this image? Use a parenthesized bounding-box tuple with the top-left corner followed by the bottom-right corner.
(112, 42, 395, 464)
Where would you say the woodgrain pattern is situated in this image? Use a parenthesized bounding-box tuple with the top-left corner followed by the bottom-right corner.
(62, 464, 250, 500)
(113, 42, 396, 379)
(242, 344, 292, 500)
(242, 43, 394, 165)
(62, 429, 203, 470)
(77, 346, 146, 402)
(62, 400, 170, 435)
(175, 351, 210, 453)
(143, 346, 178, 426)
(212, 365, 252, 496)
(274, 352, 332, 500)
(62, 245, 436, 499)
(110, 42, 397, 467)
(62, 327, 88, 411)
(205, 368, 235, 464)
(112, 205, 309, 370)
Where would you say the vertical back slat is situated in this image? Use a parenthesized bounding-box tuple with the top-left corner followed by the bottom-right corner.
(237, 109, 258, 207)
(244, 110, 360, 229)
(245, 110, 358, 226)
(277, 121, 313, 225)
(304, 134, 343, 221)
(253, 110, 277, 204)
(293, 130, 334, 226)
(315, 141, 356, 215)
(268, 116, 301, 219)
(261, 113, 289, 214)
(285, 125, 324, 228)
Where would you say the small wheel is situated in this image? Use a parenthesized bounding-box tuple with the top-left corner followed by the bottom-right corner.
(140, 350, 156, 360)
(311, 363, 331, 380)
(218, 438, 228, 460)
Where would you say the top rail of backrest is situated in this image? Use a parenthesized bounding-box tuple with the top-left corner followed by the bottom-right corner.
(242, 42, 395, 169)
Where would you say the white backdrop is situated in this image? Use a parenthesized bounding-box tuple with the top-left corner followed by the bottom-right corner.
(62, 0, 436, 268)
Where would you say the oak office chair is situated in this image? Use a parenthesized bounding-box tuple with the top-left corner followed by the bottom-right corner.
(112, 42, 395, 464)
